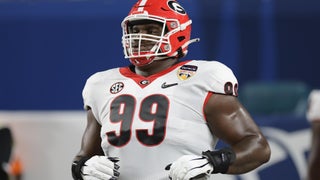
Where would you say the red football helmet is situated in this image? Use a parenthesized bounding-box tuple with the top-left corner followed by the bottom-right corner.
(121, 0, 199, 66)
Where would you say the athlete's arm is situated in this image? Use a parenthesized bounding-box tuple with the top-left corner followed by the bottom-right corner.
(204, 93, 271, 174)
(74, 108, 104, 161)
(308, 121, 320, 180)
(306, 90, 320, 180)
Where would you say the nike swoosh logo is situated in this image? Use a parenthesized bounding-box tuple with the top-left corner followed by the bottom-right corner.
(161, 82, 178, 89)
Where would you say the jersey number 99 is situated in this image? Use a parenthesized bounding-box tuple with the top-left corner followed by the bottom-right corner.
(106, 94, 169, 147)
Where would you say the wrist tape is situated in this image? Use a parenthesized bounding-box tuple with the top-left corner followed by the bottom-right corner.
(71, 156, 90, 180)
(202, 148, 236, 174)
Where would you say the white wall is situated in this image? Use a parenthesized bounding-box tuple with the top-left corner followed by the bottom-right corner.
(0, 111, 86, 180)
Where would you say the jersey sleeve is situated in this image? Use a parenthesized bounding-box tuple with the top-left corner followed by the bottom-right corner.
(82, 75, 94, 110)
(201, 61, 238, 96)
(307, 90, 320, 122)
(82, 72, 103, 124)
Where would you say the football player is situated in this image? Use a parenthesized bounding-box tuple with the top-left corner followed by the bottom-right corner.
(71, 0, 271, 179)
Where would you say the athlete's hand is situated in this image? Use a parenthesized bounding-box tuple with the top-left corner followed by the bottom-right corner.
(81, 155, 120, 180)
(165, 155, 213, 180)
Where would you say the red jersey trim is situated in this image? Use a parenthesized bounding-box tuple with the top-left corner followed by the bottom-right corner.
(119, 61, 190, 88)
(203, 91, 214, 122)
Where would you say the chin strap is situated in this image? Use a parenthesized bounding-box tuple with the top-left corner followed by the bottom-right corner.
(153, 56, 173, 61)
(183, 38, 200, 49)
(170, 38, 201, 58)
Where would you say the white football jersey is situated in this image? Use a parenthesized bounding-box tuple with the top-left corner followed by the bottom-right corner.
(82, 60, 238, 180)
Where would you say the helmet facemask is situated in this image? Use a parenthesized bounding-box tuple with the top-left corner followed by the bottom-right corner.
(122, 15, 176, 66)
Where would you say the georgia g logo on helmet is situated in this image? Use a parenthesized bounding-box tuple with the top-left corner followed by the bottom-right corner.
(167, 1, 186, 15)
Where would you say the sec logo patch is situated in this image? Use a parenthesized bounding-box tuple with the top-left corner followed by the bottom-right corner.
(110, 82, 124, 94)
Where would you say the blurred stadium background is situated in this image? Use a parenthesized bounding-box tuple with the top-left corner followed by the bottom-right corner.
(0, 0, 319, 179)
